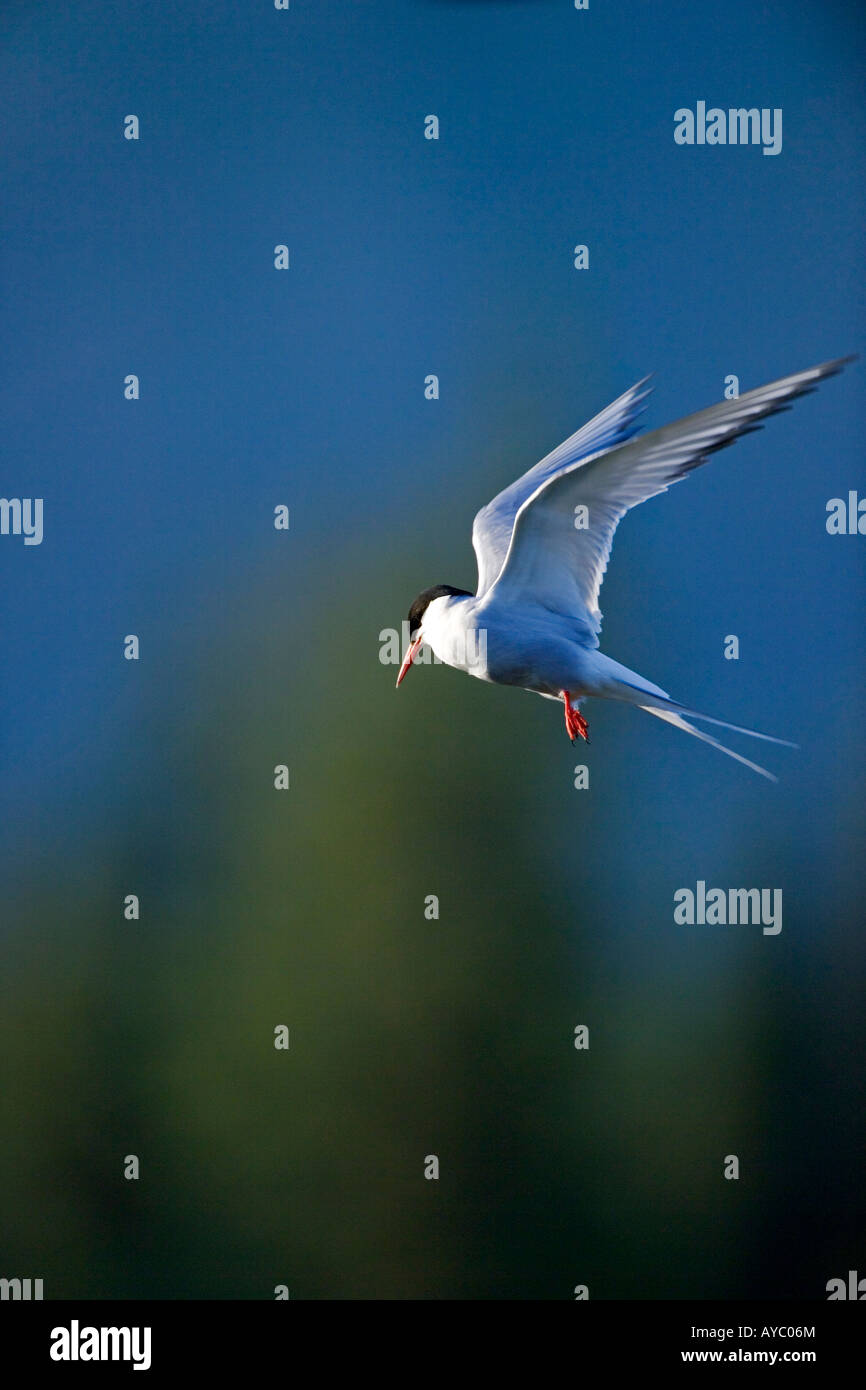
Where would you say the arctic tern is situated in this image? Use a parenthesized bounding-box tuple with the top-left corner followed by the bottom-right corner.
(397, 358, 853, 780)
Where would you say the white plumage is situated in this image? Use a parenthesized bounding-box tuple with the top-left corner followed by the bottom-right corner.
(398, 358, 854, 780)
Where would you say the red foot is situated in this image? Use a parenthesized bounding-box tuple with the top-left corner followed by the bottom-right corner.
(561, 691, 590, 744)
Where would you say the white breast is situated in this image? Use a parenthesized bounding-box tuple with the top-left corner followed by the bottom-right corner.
(421, 596, 490, 679)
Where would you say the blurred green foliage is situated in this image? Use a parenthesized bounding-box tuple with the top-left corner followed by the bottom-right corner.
(1, 531, 864, 1300)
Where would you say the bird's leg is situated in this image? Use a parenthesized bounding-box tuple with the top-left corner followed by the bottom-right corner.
(560, 691, 590, 744)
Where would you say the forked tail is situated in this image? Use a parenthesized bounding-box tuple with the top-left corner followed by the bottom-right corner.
(602, 666, 796, 781)
(639, 702, 796, 782)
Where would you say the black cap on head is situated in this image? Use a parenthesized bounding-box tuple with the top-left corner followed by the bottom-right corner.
(407, 584, 472, 637)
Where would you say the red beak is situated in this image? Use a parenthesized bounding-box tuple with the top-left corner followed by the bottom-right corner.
(396, 633, 423, 688)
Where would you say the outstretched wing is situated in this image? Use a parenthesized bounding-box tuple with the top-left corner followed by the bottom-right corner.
(485, 357, 854, 638)
(471, 377, 652, 596)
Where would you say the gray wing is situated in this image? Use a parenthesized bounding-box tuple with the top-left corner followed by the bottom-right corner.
(486, 357, 854, 638)
(471, 377, 653, 596)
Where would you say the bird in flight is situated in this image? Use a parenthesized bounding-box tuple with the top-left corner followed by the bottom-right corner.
(396, 357, 853, 780)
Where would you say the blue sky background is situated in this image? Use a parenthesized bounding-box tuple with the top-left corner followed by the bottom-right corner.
(1, 0, 863, 835)
(0, 0, 864, 1298)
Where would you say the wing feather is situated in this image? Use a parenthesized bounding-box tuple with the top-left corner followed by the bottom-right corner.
(471, 376, 652, 596)
(484, 357, 853, 636)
